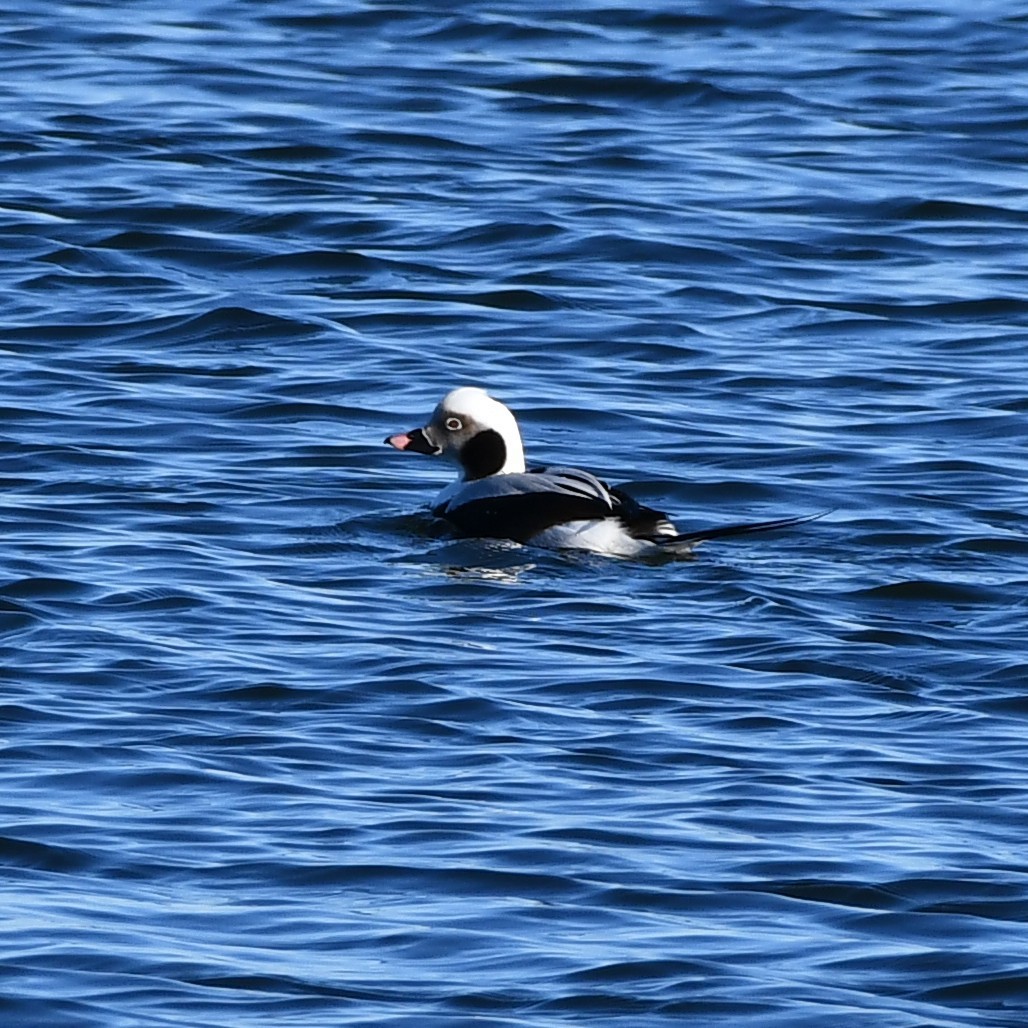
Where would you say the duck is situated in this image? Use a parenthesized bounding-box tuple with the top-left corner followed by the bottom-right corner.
(385, 387, 823, 557)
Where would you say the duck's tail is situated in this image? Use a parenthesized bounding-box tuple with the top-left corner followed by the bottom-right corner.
(659, 510, 831, 553)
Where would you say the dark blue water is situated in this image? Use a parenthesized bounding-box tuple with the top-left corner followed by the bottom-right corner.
(3, 2, 1028, 1025)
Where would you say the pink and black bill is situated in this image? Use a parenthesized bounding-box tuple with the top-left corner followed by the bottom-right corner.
(385, 427, 439, 455)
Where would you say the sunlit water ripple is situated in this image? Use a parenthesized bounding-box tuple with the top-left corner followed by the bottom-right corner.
(2, 2, 1028, 1025)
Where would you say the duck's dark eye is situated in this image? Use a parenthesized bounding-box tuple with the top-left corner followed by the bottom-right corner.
(445, 417, 463, 431)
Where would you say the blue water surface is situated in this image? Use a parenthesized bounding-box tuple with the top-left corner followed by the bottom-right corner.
(2, 1, 1028, 1025)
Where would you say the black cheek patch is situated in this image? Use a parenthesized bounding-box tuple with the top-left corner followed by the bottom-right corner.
(460, 429, 507, 481)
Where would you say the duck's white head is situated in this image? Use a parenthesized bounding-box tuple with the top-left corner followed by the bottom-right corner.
(385, 387, 526, 480)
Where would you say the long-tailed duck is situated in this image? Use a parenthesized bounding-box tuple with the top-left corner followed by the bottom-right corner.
(385, 387, 823, 556)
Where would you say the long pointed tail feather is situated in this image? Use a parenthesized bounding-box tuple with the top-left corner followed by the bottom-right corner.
(661, 510, 831, 550)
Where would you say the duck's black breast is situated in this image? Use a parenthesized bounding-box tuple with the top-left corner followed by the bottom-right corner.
(436, 491, 614, 542)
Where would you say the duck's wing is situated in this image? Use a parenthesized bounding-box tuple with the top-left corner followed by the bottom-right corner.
(433, 466, 619, 542)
